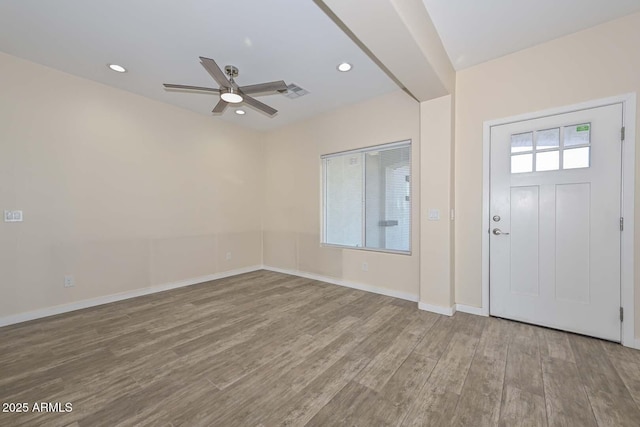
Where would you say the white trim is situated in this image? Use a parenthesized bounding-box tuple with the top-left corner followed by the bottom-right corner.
(482, 119, 491, 317)
(320, 140, 414, 255)
(262, 265, 419, 302)
(418, 302, 455, 316)
(320, 243, 411, 256)
(620, 94, 636, 349)
(321, 139, 411, 159)
(455, 304, 487, 317)
(482, 93, 636, 348)
(0, 265, 263, 328)
(634, 339, 640, 351)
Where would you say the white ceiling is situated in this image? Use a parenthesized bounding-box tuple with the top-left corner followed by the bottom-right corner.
(0, 0, 398, 131)
(3, 1, 640, 130)
(422, 0, 640, 70)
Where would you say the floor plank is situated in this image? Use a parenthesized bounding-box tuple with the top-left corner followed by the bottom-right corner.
(569, 334, 631, 398)
(542, 357, 598, 427)
(609, 356, 640, 407)
(504, 347, 544, 397)
(499, 385, 548, 427)
(586, 388, 640, 427)
(355, 312, 437, 392)
(450, 355, 506, 427)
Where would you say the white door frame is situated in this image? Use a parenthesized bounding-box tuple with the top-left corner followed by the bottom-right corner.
(481, 93, 637, 349)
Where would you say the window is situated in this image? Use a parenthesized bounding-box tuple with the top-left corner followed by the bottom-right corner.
(510, 123, 591, 173)
(322, 141, 411, 253)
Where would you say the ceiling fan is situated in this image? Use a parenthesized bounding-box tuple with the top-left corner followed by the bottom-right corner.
(163, 57, 287, 117)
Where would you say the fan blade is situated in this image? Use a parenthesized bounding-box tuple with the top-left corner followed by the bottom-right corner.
(212, 99, 229, 114)
(239, 80, 288, 95)
(199, 57, 231, 88)
(163, 83, 220, 93)
(242, 94, 277, 116)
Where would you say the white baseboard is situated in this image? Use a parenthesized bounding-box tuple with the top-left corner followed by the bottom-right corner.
(0, 265, 263, 328)
(416, 303, 487, 318)
(455, 304, 488, 317)
(418, 302, 456, 316)
(262, 265, 419, 302)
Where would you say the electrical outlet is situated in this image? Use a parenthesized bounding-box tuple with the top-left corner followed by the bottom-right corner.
(362, 262, 368, 272)
(226, 252, 232, 261)
(4, 210, 23, 222)
(64, 275, 75, 288)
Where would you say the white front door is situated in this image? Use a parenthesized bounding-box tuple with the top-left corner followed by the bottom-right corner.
(489, 103, 623, 341)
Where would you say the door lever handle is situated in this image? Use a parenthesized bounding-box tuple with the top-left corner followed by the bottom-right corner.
(492, 228, 510, 236)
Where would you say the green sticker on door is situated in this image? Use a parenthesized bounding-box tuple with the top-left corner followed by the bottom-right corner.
(576, 125, 590, 132)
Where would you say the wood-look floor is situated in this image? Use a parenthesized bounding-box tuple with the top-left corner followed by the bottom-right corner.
(2, 270, 640, 427)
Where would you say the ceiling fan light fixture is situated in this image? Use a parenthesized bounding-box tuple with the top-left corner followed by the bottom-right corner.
(108, 64, 127, 73)
(220, 88, 243, 104)
(164, 57, 282, 116)
(337, 62, 352, 72)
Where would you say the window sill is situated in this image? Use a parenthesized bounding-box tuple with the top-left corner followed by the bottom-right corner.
(320, 243, 411, 256)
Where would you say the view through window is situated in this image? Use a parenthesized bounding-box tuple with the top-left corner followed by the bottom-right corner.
(322, 141, 411, 253)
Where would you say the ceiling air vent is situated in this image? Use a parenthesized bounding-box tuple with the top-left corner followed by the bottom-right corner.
(283, 83, 309, 99)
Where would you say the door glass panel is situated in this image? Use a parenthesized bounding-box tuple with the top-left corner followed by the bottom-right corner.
(511, 132, 533, 153)
(511, 153, 533, 173)
(563, 147, 590, 169)
(536, 128, 559, 149)
(564, 123, 590, 147)
(536, 150, 560, 171)
(511, 124, 592, 174)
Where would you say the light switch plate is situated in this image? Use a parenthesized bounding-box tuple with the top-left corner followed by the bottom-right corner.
(428, 209, 440, 221)
(4, 210, 23, 222)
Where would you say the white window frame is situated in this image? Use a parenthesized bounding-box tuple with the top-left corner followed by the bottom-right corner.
(321, 140, 412, 255)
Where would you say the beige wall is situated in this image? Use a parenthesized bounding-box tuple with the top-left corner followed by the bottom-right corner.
(420, 95, 454, 308)
(262, 90, 421, 298)
(0, 53, 264, 318)
(455, 13, 640, 335)
(4, 11, 638, 335)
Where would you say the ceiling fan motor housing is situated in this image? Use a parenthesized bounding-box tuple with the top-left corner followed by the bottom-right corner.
(224, 65, 239, 78)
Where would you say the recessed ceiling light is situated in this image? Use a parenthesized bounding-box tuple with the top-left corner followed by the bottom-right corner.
(337, 62, 352, 72)
(108, 64, 127, 73)
(235, 109, 246, 115)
